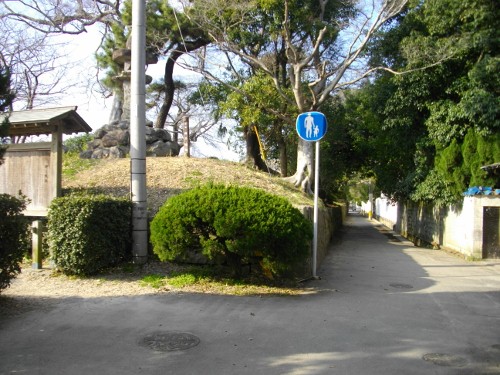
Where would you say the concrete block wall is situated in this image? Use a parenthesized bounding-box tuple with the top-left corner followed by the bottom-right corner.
(298, 204, 345, 277)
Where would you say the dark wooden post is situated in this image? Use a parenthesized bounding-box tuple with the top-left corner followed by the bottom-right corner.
(51, 125, 63, 199)
(183, 116, 190, 157)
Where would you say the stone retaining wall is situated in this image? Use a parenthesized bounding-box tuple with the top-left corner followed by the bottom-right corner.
(297, 204, 346, 278)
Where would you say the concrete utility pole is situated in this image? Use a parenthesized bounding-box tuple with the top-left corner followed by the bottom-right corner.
(130, 0, 148, 264)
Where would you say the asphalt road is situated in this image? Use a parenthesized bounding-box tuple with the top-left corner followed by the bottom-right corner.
(1, 213, 499, 375)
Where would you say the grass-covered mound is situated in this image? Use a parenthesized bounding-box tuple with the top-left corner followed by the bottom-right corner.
(62, 157, 314, 216)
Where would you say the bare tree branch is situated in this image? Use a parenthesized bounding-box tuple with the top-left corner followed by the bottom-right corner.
(0, 0, 120, 35)
(316, 0, 409, 105)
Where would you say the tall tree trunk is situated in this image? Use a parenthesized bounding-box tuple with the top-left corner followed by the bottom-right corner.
(155, 50, 182, 129)
(108, 88, 123, 124)
(245, 125, 269, 171)
(285, 138, 314, 194)
(155, 39, 209, 129)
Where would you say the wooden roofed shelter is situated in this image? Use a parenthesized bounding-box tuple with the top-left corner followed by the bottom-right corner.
(0, 106, 92, 268)
(0, 106, 92, 215)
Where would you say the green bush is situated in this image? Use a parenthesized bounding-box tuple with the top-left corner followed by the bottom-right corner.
(63, 133, 93, 154)
(150, 184, 313, 277)
(0, 194, 30, 291)
(47, 195, 132, 276)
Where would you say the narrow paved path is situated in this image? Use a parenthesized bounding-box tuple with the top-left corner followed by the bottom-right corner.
(1, 213, 499, 374)
(313, 213, 500, 374)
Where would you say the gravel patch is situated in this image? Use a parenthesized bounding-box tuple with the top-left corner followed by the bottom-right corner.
(0, 261, 180, 319)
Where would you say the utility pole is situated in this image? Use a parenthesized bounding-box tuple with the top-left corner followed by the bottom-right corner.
(130, 0, 148, 264)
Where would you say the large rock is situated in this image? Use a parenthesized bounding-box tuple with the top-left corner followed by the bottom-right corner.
(101, 132, 119, 147)
(101, 130, 129, 147)
(94, 128, 107, 139)
(147, 140, 180, 157)
(87, 139, 102, 149)
(154, 128, 171, 142)
(80, 120, 180, 159)
(145, 127, 159, 143)
(109, 146, 129, 158)
(91, 148, 110, 159)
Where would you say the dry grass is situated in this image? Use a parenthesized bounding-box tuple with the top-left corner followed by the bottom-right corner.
(63, 156, 313, 216)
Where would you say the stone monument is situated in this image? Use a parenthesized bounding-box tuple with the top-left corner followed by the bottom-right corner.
(81, 40, 182, 159)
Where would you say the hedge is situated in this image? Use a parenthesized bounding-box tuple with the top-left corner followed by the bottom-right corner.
(47, 194, 132, 275)
(0, 194, 29, 291)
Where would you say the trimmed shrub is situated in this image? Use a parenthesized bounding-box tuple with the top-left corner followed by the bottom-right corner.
(150, 184, 313, 277)
(47, 195, 132, 275)
(0, 194, 30, 291)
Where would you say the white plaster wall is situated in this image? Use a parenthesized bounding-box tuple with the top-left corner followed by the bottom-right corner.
(375, 196, 398, 226)
(441, 198, 475, 256)
(371, 195, 500, 259)
(359, 201, 371, 214)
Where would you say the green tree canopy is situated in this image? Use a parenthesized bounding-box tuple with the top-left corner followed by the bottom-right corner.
(178, 0, 407, 192)
(0, 64, 15, 164)
(350, 0, 499, 205)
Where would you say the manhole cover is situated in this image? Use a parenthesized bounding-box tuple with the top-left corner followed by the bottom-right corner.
(389, 283, 413, 289)
(139, 331, 200, 352)
(422, 353, 467, 367)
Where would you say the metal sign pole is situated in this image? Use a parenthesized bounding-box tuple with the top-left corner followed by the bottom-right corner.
(295, 111, 327, 280)
(313, 140, 320, 278)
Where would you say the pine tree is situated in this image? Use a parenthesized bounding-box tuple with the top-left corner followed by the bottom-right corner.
(0, 64, 15, 165)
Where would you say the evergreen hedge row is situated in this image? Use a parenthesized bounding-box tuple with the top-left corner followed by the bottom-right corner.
(0, 194, 29, 291)
(150, 184, 313, 277)
(47, 195, 132, 276)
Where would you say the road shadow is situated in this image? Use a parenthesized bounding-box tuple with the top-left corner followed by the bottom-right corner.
(1, 213, 499, 374)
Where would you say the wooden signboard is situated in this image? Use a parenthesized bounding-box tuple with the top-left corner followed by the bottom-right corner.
(0, 107, 91, 268)
(0, 106, 90, 217)
(0, 142, 59, 216)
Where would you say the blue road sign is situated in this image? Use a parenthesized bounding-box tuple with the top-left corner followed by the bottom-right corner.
(296, 111, 327, 142)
